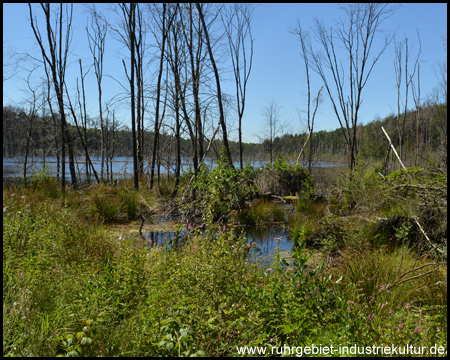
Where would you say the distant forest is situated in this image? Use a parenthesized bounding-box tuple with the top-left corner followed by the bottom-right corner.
(3, 99, 447, 168)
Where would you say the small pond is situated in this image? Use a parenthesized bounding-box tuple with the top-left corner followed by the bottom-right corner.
(141, 217, 324, 268)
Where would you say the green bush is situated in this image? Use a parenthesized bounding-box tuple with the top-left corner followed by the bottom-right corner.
(332, 163, 386, 213)
(93, 193, 122, 222)
(256, 158, 309, 197)
(180, 147, 258, 224)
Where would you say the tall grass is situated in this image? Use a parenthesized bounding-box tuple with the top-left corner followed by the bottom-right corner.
(237, 198, 285, 226)
(3, 165, 447, 356)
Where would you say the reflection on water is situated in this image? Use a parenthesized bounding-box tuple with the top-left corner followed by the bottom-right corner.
(143, 222, 293, 266)
(244, 226, 292, 265)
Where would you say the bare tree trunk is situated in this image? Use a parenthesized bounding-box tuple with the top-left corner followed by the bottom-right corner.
(179, 5, 199, 173)
(166, 4, 182, 195)
(41, 96, 47, 168)
(310, 4, 397, 171)
(29, 3, 78, 188)
(109, 109, 116, 183)
(400, 37, 410, 161)
(134, 5, 144, 176)
(87, 11, 107, 181)
(150, 3, 175, 190)
(129, 4, 138, 190)
(149, 2, 166, 190)
(222, 4, 254, 170)
(394, 32, 421, 162)
(411, 63, 421, 166)
(67, 75, 100, 184)
(189, 3, 204, 165)
(45, 76, 60, 180)
(77, 60, 90, 183)
(22, 73, 40, 184)
(292, 20, 315, 172)
(196, 3, 233, 168)
(22, 111, 35, 184)
(118, 3, 139, 190)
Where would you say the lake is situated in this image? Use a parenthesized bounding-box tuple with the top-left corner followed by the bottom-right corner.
(3, 156, 345, 181)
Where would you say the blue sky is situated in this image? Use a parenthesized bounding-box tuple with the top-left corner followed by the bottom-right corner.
(3, 3, 447, 143)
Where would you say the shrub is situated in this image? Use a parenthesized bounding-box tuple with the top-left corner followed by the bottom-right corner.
(347, 166, 381, 208)
(255, 158, 309, 197)
(180, 147, 258, 224)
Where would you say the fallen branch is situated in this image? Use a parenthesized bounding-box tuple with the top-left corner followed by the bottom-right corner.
(295, 131, 311, 166)
(380, 265, 440, 293)
(396, 268, 440, 286)
(271, 195, 286, 203)
(398, 262, 439, 280)
(139, 213, 148, 237)
(412, 216, 447, 256)
(381, 126, 406, 170)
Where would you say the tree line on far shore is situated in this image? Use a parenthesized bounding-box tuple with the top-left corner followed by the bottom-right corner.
(4, 98, 446, 173)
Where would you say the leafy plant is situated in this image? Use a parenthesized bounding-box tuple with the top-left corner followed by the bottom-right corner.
(158, 312, 205, 357)
(180, 147, 258, 224)
(52, 322, 94, 357)
(2, 161, 446, 357)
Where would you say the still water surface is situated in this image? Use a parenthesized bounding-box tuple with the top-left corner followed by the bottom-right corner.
(142, 210, 308, 267)
(3, 156, 344, 180)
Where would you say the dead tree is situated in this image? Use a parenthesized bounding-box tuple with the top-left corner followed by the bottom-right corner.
(222, 3, 254, 169)
(196, 3, 234, 168)
(393, 33, 421, 162)
(149, 3, 176, 190)
(310, 3, 397, 171)
(64, 60, 100, 184)
(22, 71, 40, 183)
(117, 3, 139, 190)
(292, 21, 325, 173)
(29, 3, 78, 188)
(87, 8, 107, 180)
(44, 67, 60, 180)
(166, 3, 183, 195)
(77, 59, 91, 182)
(134, 5, 146, 176)
(179, 3, 202, 174)
(260, 100, 284, 165)
(410, 32, 422, 166)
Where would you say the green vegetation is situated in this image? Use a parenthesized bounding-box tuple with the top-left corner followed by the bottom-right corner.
(3, 152, 447, 356)
(255, 158, 309, 197)
(179, 147, 259, 224)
